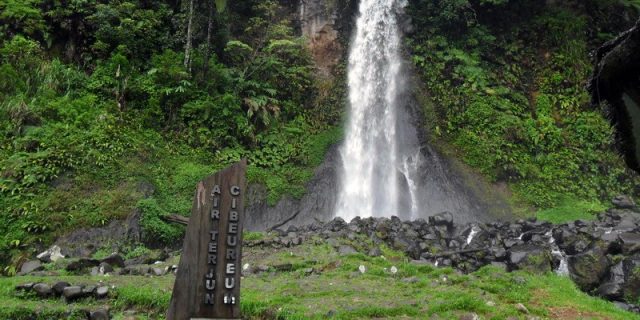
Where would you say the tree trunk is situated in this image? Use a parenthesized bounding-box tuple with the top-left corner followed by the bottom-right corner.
(204, 0, 215, 77)
(184, 0, 195, 71)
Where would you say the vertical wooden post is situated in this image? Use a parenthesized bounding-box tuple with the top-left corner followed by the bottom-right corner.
(167, 159, 246, 320)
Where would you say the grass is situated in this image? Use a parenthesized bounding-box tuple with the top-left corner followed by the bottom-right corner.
(1, 236, 638, 319)
(536, 197, 608, 224)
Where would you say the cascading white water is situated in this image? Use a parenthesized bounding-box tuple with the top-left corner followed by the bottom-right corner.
(334, 0, 414, 221)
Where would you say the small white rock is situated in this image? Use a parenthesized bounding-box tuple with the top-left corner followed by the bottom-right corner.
(358, 265, 366, 274)
(390, 266, 398, 274)
(243, 263, 250, 271)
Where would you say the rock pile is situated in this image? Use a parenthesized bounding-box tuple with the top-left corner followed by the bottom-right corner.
(262, 201, 640, 311)
(16, 281, 110, 302)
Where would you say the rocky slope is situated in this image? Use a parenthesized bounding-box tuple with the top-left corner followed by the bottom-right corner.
(14, 195, 640, 318)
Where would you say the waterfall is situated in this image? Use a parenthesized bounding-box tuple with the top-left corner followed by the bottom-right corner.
(546, 231, 569, 276)
(333, 0, 505, 224)
(335, 0, 413, 221)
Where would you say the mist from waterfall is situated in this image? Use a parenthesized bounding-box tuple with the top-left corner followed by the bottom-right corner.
(334, 0, 417, 221)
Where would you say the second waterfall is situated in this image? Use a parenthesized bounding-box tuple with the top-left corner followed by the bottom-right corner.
(334, 0, 418, 221)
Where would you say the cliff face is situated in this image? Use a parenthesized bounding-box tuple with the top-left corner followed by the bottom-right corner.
(245, 0, 513, 231)
(299, 0, 342, 76)
(245, 0, 358, 231)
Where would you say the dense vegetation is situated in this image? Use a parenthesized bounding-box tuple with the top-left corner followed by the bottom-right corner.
(1, 0, 639, 274)
(0, 0, 343, 273)
(407, 0, 640, 209)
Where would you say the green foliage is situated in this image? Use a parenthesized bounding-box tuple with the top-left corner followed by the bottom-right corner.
(0, 0, 47, 40)
(537, 197, 607, 224)
(137, 198, 183, 245)
(0, 0, 343, 268)
(408, 1, 638, 208)
(123, 245, 151, 260)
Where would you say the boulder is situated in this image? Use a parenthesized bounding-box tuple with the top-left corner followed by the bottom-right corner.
(36, 245, 65, 263)
(63, 286, 85, 301)
(82, 285, 96, 295)
(66, 258, 99, 272)
(621, 256, 640, 302)
(99, 262, 114, 274)
(15, 283, 34, 291)
(338, 245, 358, 256)
(52, 281, 70, 296)
(597, 261, 625, 299)
(367, 246, 381, 257)
(612, 195, 636, 210)
(324, 217, 346, 232)
(32, 283, 52, 297)
(429, 212, 454, 229)
(121, 265, 150, 276)
(100, 253, 125, 268)
(508, 244, 552, 273)
(568, 246, 611, 291)
(152, 267, 167, 276)
(95, 286, 109, 299)
(89, 309, 110, 320)
(19, 260, 42, 275)
(619, 232, 640, 255)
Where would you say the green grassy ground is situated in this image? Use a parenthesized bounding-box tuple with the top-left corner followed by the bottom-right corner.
(0, 236, 638, 319)
(536, 197, 608, 224)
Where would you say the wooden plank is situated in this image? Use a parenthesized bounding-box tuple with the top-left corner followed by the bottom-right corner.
(167, 160, 246, 320)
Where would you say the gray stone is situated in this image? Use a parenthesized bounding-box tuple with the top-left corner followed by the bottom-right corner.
(326, 238, 340, 247)
(402, 276, 419, 283)
(338, 245, 358, 256)
(100, 253, 125, 268)
(429, 212, 454, 228)
(508, 244, 552, 273)
(99, 262, 114, 274)
(459, 313, 480, 320)
(152, 267, 166, 276)
(52, 281, 70, 296)
(568, 246, 611, 291)
(15, 283, 34, 291)
(122, 265, 150, 275)
(19, 260, 42, 275)
(89, 309, 110, 320)
(80, 287, 95, 297)
(62, 286, 85, 301)
(368, 247, 382, 257)
(515, 303, 529, 314)
(66, 258, 99, 272)
(36, 245, 65, 263)
(32, 283, 52, 297)
(612, 195, 636, 209)
(95, 286, 109, 299)
(597, 261, 625, 299)
(619, 232, 640, 254)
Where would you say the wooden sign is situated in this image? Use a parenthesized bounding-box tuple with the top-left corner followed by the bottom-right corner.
(167, 160, 247, 320)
